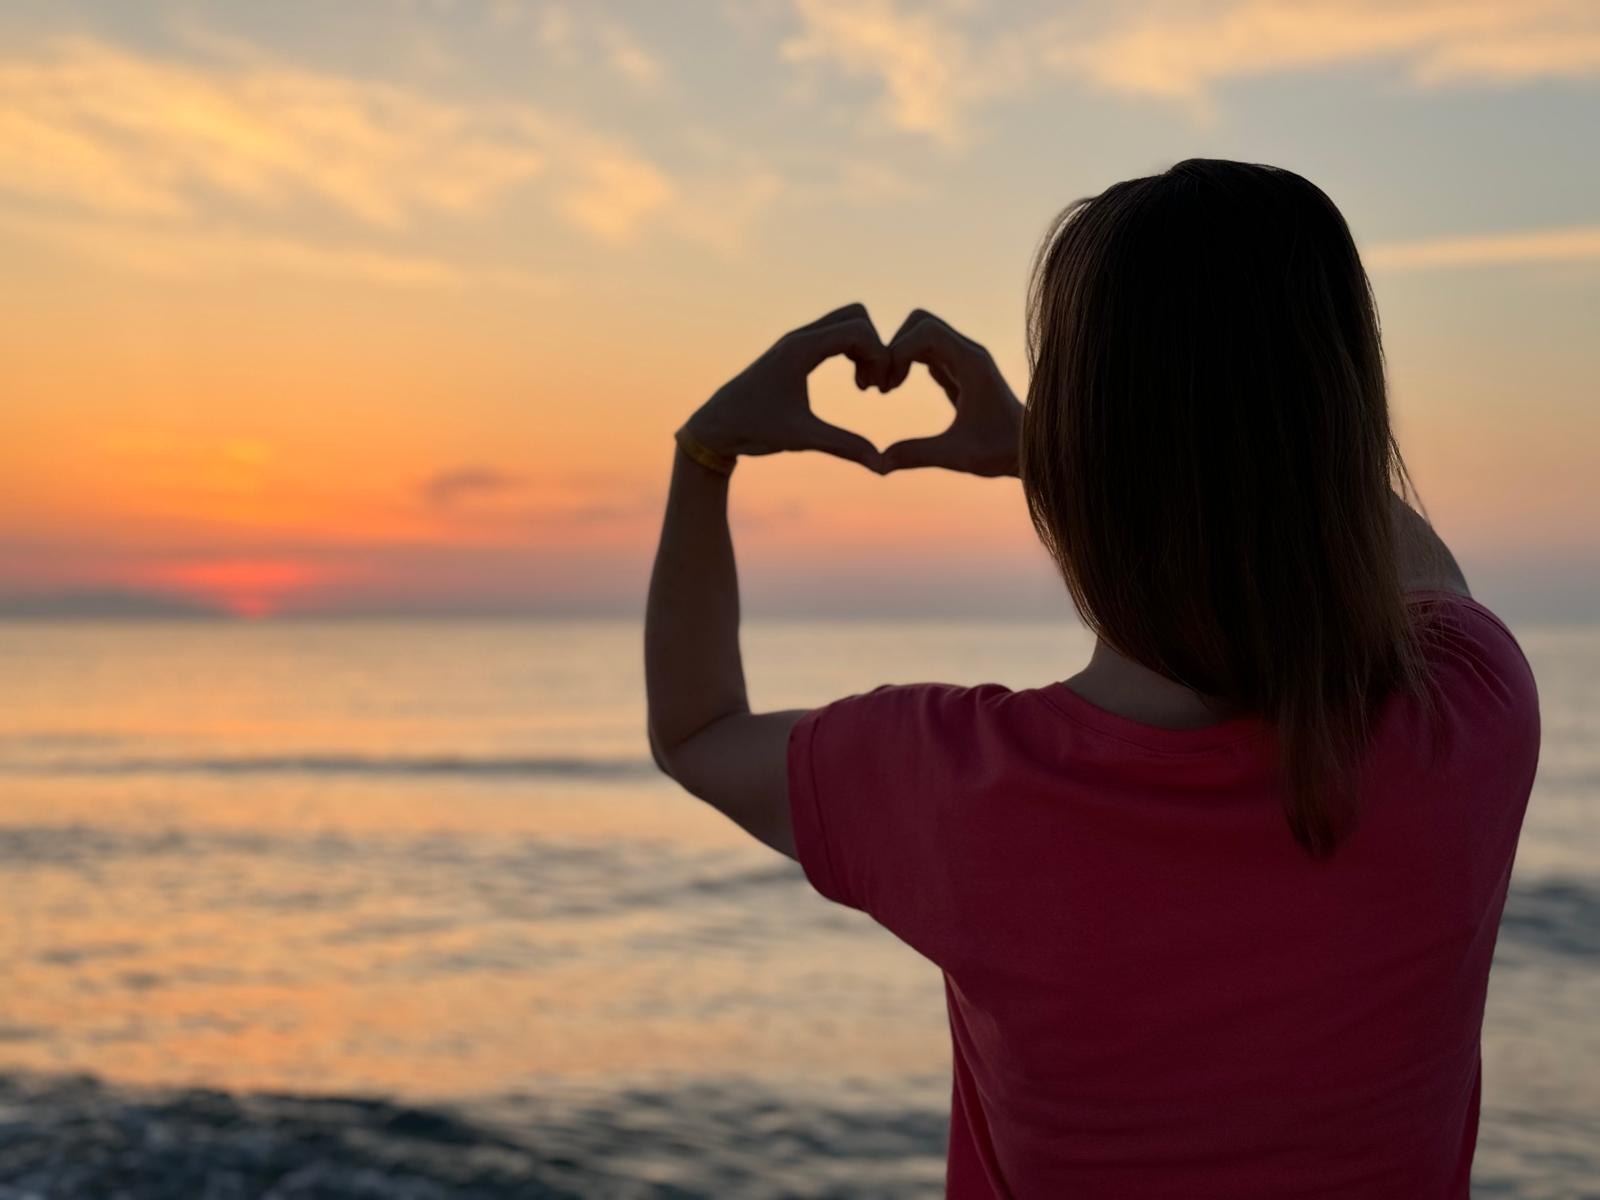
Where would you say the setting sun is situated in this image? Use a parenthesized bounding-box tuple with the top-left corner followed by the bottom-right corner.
(139, 558, 335, 618)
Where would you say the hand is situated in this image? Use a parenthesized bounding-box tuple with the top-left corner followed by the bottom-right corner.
(681, 303, 890, 473)
(879, 310, 1023, 478)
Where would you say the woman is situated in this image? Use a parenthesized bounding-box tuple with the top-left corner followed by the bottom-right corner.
(643, 159, 1539, 1198)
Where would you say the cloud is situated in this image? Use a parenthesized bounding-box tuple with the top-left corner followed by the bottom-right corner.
(665, 170, 785, 256)
(0, 35, 678, 246)
(3, 211, 447, 285)
(557, 145, 676, 242)
(596, 18, 666, 92)
(782, 0, 1027, 144)
(780, 0, 1600, 140)
(0, 37, 546, 227)
(420, 467, 527, 508)
(0, 588, 223, 618)
(0, 209, 558, 289)
(530, 4, 666, 92)
(414, 466, 664, 538)
(1046, 0, 1600, 114)
(536, 4, 578, 57)
(1365, 223, 1600, 269)
(0, 27, 938, 273)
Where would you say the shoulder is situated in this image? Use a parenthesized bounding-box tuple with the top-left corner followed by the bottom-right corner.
(786, 681, 1023, 919)
(792, 682, 1024, 782)
(809, 681, 1019, 733)
(1407, 589, 1531, 674)
(1405, 588, 1540, 747)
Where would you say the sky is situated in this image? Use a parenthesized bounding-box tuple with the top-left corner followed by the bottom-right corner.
(0, 0, 1596, 620)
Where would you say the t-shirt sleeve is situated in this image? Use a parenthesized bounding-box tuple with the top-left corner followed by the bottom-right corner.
(1406, 589, 1542, 867)
(1410, 589, 1541, 761)
(787, 681, 1007, 957)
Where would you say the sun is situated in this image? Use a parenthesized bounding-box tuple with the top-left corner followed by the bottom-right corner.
(141, 559, 331, 618)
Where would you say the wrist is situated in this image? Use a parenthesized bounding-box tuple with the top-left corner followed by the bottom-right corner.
(675, 424, 737, 476)
(681, 401, 743, 456)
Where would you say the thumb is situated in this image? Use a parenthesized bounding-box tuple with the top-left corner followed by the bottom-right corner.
(804, 419, 885, 474)
(880, 435, 952, 474)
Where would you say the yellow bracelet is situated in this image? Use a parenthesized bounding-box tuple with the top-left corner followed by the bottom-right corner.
(675, 426, 737, 476)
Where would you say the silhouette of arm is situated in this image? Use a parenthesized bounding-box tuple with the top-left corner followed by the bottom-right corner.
(645, 305, 890, 860)
(644, 444, 810, 859)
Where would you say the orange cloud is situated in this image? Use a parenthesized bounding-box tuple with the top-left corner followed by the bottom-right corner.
(557, 147, 675, 243)
(1365, 223, 1600, 269)
(0, 210, 487, 287)
(780, 0, 1600, 139)
(782, 0, 1027, 144)
(1051, 0, 1600, 113)
(0, 37, 546, 227)
(0, 35, 686, 253)
(419, 467, 526, 509)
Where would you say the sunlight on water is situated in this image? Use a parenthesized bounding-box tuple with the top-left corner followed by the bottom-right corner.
(1, 617, 1596, 1195)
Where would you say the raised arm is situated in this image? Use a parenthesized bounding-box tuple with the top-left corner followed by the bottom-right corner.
(644, 305, 888, 858)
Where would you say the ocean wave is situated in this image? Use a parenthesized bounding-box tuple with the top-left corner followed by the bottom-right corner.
(0, 1069, 1586, 1198)
(1497, 877, 1600, 963)
(1, 753, 658, 780)
(0, 1071, 950, 1199)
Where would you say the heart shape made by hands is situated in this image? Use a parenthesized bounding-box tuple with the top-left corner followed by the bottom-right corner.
(806, 351, 954, 456)
(769, 304, 1018, 477)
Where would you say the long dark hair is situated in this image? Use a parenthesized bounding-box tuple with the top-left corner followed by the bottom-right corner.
(1021, 158, 1436, 860)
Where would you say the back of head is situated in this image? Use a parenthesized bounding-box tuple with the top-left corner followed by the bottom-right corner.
(1021, 158, 1432, 860)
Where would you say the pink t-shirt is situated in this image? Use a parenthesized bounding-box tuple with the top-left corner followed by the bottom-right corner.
(787, 590, 1540, 1198)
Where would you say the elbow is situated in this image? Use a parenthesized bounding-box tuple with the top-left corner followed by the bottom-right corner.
(646, 721, 676, 779)
(647, 719, 695, 784)
(647, 707, 744, 792)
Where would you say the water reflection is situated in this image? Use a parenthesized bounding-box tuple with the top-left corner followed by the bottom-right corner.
(0, 618, 1595, 1194)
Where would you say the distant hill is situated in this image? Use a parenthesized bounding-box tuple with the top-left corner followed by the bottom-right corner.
(0, 589, 224, 618)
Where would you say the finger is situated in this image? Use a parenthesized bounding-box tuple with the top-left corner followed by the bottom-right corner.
(886, 315, 975, 391)
(793, 302, 869, 337)
(885, 315, 958, 400)
(926, 358, 958, 401)
(789, 315, 890, 381)
(887, 307, 935, 345)
(886, 309, 977, 390)
(856, 344, 896, 391)
(883, 310, 927, 388)
(803, 418, 885, 474)
(898, 308, 989, 355)
(880, 435, 955, 474)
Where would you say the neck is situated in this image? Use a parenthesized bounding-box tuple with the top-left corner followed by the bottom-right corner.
(1063, 639, 1242, 730)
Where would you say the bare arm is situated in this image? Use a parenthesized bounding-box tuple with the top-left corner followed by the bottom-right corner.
(644, 305, 888, 858)
(1390, 490, 1470, 596)
(643, 444, 813, 858)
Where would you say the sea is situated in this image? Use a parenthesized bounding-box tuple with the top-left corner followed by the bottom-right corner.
(0, 617, 1596, 1198)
